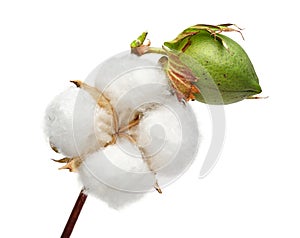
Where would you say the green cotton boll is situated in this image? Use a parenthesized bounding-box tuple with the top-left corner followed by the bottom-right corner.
(164, 29, 262, 104)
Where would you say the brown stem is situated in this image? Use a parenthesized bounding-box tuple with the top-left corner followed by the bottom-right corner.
(61, 189, 88, 238)
(118, 117, 140, 133)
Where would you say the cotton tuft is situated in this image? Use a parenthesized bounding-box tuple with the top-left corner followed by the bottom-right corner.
(44, 86, 113, 157)
(79, 138, 156, 209)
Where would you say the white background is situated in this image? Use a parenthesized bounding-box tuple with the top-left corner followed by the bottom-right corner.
(1, 0, 299, 237)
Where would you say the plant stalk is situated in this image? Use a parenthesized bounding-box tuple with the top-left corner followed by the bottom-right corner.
(61, 188, 88, 238)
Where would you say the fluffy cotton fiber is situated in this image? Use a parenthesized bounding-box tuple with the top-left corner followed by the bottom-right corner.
(89, 52, 171, 129)
(45, 52, 200, 209)
(132, 96, 199, 179)
(44, 86, 113, 157)
(79, 138, 156, 209)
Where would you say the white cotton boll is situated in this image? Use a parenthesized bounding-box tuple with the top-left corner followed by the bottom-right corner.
(132, 95, 200, 184)
(45, 50, 200, 209)
(78, 138, 156, 209)
(44, 86, 113, 157)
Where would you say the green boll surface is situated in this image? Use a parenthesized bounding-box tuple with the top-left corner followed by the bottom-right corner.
(164, 31, 262, 104)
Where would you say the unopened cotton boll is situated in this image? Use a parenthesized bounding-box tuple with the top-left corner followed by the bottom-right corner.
(79, 138, 156, 209)
(44, 86, 113, 157)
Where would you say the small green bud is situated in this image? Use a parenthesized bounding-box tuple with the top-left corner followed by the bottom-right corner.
(163, 24, 262, 104)
(130, 31, 148, 48)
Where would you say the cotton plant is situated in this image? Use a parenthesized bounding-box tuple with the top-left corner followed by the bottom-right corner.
(44, 23, 264, 237)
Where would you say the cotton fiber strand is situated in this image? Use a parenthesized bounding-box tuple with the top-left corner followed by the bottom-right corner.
(132, 95, 199, 180)
(88, 53, 171, 128)
(44, 86, 113, 157)
(79, 138, 156, 209)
